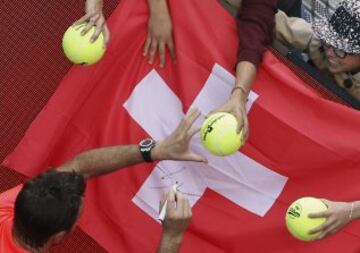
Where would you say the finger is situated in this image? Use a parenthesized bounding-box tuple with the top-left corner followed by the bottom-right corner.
(242, 114, 249, 141)
(103, 25, 111, 48)
(316, 232, 328, 241)
(316, 223, 338, 240)
(308, 210, 330, 219)
(175, 192, 185, 213)
(309, 218, 334, 234)
(81, 16, 97, 35)
(234, 111, 244, 134)
(174, 109, 200, 137)
(148, 40, 158, 64)
(188, 127, 200, 139)
(183, 108, 201, 130)
(188, 200, 193, 218)
(143, 35, 151, 56)
(166, 191, 176, 211)
(184, 199, 192, 218)
(159, 42, 166, 68)
(167, 39, 176, 63)
(320, 199, 330, 208)
(90, 20, 105, 43)
(159, 192, 167, 210)
(73, 15, 90, 26)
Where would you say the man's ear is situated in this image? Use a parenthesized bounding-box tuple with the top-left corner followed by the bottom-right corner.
(50, 231, 67, 245)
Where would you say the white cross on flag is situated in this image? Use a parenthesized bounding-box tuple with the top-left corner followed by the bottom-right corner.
(124, 65, 287, 218)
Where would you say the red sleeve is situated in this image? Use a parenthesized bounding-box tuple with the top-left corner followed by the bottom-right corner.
(0, 185, 22, 213)
(237, 0, 277, 66)
(0, 185, 29, 253)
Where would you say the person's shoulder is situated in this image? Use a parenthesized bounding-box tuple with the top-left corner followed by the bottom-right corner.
(0, 185, 30, 253)
(0, 184, 23, 209)
(0, 185, 23, 223)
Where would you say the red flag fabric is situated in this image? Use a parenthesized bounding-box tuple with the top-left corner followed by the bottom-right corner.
(3, 0, 360, 252)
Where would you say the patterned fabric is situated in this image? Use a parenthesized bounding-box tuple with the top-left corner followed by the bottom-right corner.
(313, 0, 360, 54)
(302, 0, 342, 23)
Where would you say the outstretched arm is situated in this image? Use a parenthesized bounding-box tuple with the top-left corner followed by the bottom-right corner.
(56, 109, 206, 179)
(209, 0, 277, 143)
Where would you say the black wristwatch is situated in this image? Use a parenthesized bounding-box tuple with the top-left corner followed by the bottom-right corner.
(139, 138, 156, 162)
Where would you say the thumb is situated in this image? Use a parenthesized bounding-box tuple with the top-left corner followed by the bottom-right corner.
(184, 152, 208, 163)
(235, 113, 244, 134)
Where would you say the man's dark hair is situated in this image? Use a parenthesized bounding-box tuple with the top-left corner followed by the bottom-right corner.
(13, 170, 86, 249)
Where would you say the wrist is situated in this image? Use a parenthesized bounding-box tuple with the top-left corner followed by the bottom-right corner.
(350, 201, 360, 221)
(88, 0, 103, 7)
(161, 230, 184, 243)
(230, 88, 247, 105)
(148, 0, 168, 15)
(151, 142, 165, 161)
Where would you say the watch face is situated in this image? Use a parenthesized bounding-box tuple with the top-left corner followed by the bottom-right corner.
(140, 138, 154, 148)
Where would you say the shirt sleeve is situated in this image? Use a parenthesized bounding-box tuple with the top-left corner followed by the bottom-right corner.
(0, 185, 29, 253)
(0, 185, 23, 222)
(237, 0, 277, 66)
(274, 10, 314, 51)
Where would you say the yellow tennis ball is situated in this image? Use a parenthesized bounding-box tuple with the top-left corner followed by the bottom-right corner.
(286, 197, 327, 241)
(201, 112, 243, 156)
(62, 24, 105, 65)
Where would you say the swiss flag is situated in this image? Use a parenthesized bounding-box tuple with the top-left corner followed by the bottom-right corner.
(3, 0, 360, 252)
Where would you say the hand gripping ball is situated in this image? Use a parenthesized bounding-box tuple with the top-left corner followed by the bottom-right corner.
(201, 112, 244, 156)
(286, 197, 327, 241)
(62, 24, 105, 65)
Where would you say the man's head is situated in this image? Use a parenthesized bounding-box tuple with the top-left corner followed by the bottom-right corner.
(313, 0, 360, 74)
(13, 170, 86, 250)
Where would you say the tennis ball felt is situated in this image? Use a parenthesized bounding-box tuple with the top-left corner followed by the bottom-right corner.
(286, 197, 327, 241)
(62, 24, 105, 65)
(200, 112, 243, 156)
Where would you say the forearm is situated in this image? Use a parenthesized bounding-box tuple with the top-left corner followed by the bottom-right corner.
(157, 232, 183, 253)
(233, 61, 257, 102)
(147, 0, 169, 16)
(85, 0, 104, 12)
(237, 0, 277, 66)
(58, 145, 144, 179)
